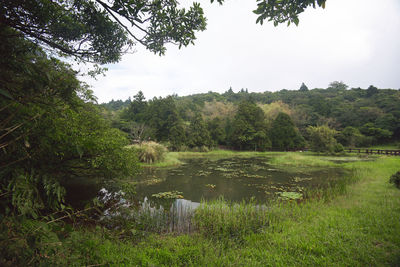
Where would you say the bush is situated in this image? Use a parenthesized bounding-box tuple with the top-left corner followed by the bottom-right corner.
(389, 171, 400, 189)
(131, 142, 167, 163)
(334, 143, 344, 153)
(307, 125, 340, 153)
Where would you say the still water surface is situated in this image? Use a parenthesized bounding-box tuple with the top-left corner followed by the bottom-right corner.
(65, 156, 347, 209)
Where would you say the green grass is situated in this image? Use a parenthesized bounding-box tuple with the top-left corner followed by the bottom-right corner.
(267, 152, 337, 167)
(143, 149, 379, 169)
(143, 150, 353, 168)
(2, 155, 400, 266)
(140, 149, 268, 168)
(140, 151, 182, 167)
(365, 143, 400, 150)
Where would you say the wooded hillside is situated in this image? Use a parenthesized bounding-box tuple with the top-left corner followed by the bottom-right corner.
(101, 83, 400, 151)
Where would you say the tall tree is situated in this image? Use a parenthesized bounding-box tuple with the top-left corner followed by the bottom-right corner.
(187, 114, 211, 148)
(207, 117, 226, 146)
(124, 91, 147, 123)
(146, 96, 180, 142)
(230, 100, 270, 151)
(299, 82, 309, 92)
(269, 112, 305, 150)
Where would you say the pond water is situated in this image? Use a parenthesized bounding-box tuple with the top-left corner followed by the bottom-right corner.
(135, 157, 346, 203)
(64, 156, 346, 210)
(62, 156, 348, 232)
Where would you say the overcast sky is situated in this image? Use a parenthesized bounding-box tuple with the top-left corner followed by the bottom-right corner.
(83, 0, 400, 103)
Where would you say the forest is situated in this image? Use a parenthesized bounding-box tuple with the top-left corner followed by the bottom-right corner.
(101, 84, 400, 152)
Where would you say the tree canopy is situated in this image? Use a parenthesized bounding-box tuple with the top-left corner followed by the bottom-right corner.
(1, 0, 207, 63)
(269, 112, 305, 150)
(1, 0, 327, 64)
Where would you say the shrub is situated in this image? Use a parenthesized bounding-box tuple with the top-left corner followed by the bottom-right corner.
(334, 143, 344, 153)
(307, 125, 340, 153)
(389, 171, 400, 189)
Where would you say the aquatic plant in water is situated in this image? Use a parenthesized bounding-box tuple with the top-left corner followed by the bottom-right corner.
(293, 176, 313, 182)
(152, 191, 184, 199)
(276, 191, 303, 200)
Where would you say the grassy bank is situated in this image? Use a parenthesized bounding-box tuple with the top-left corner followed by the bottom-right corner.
(143, 149, 376, 169)
(140, 149, 269, 168)
(3, 155, 399, 266)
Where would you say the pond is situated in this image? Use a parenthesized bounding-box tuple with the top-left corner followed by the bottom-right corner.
(62, 156, 348, 232)
(64, 156, 347, 210)
(135, 157, 346, 203)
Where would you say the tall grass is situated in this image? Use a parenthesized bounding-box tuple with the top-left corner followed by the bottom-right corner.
(194, 197, 273, 240)
(128, 141, 167, 164)
(143, 152, 182, 167)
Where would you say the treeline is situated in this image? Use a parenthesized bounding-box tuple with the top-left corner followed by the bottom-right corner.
(102, 82, 400, 151)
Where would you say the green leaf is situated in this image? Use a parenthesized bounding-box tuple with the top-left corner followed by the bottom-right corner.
(293, 17, 299, 26)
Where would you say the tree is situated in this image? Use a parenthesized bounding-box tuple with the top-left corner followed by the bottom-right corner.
(169, 121, 186, 151)
(1, 0, 207, 63)
(207, 117, 226, 146)
(366, 85, 378, 97)
(252, 0, 326, 26)
(0, 31, 138, 216)
(187, 114, 212, 148)
(230, 100, 270, 151)
(360, 123, 392, 144)
(329, 81, 348, 91)
(306, 125, 342, 153)
(337, 126, 366, 148)
(2, 0, 330, 66)
(299, 82, 309, 92)
(124, 91, 147, 123)
(269, 112, 305, 150)
(146, 96, 181, 142)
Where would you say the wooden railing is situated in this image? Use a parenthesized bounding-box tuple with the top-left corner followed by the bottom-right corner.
(346, 148, 400, 156)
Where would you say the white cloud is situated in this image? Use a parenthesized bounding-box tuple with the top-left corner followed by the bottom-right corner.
(84, 0, 400, 103)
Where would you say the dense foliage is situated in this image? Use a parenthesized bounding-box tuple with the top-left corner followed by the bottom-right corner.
(1, 0, 207, 63)
(0, 27, 138, 217)
(269, 112, 305, 150)
(104, 84, 400, 152)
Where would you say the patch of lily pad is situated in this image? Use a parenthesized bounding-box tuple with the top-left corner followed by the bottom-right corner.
(151, 191, 184, 199)
(276, 191, 303, 200)
(293, 176, 313, 182)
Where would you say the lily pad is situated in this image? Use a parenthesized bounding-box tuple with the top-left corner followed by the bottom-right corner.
(152, 191, 184, 199)
(277, 191, 303, 200)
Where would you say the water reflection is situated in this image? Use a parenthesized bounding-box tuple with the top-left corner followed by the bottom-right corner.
(97, 188, 200, 233)
(63, 156, 348, 232)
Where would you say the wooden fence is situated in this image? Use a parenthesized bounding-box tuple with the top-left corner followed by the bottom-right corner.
(346, 148, 400, 156)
